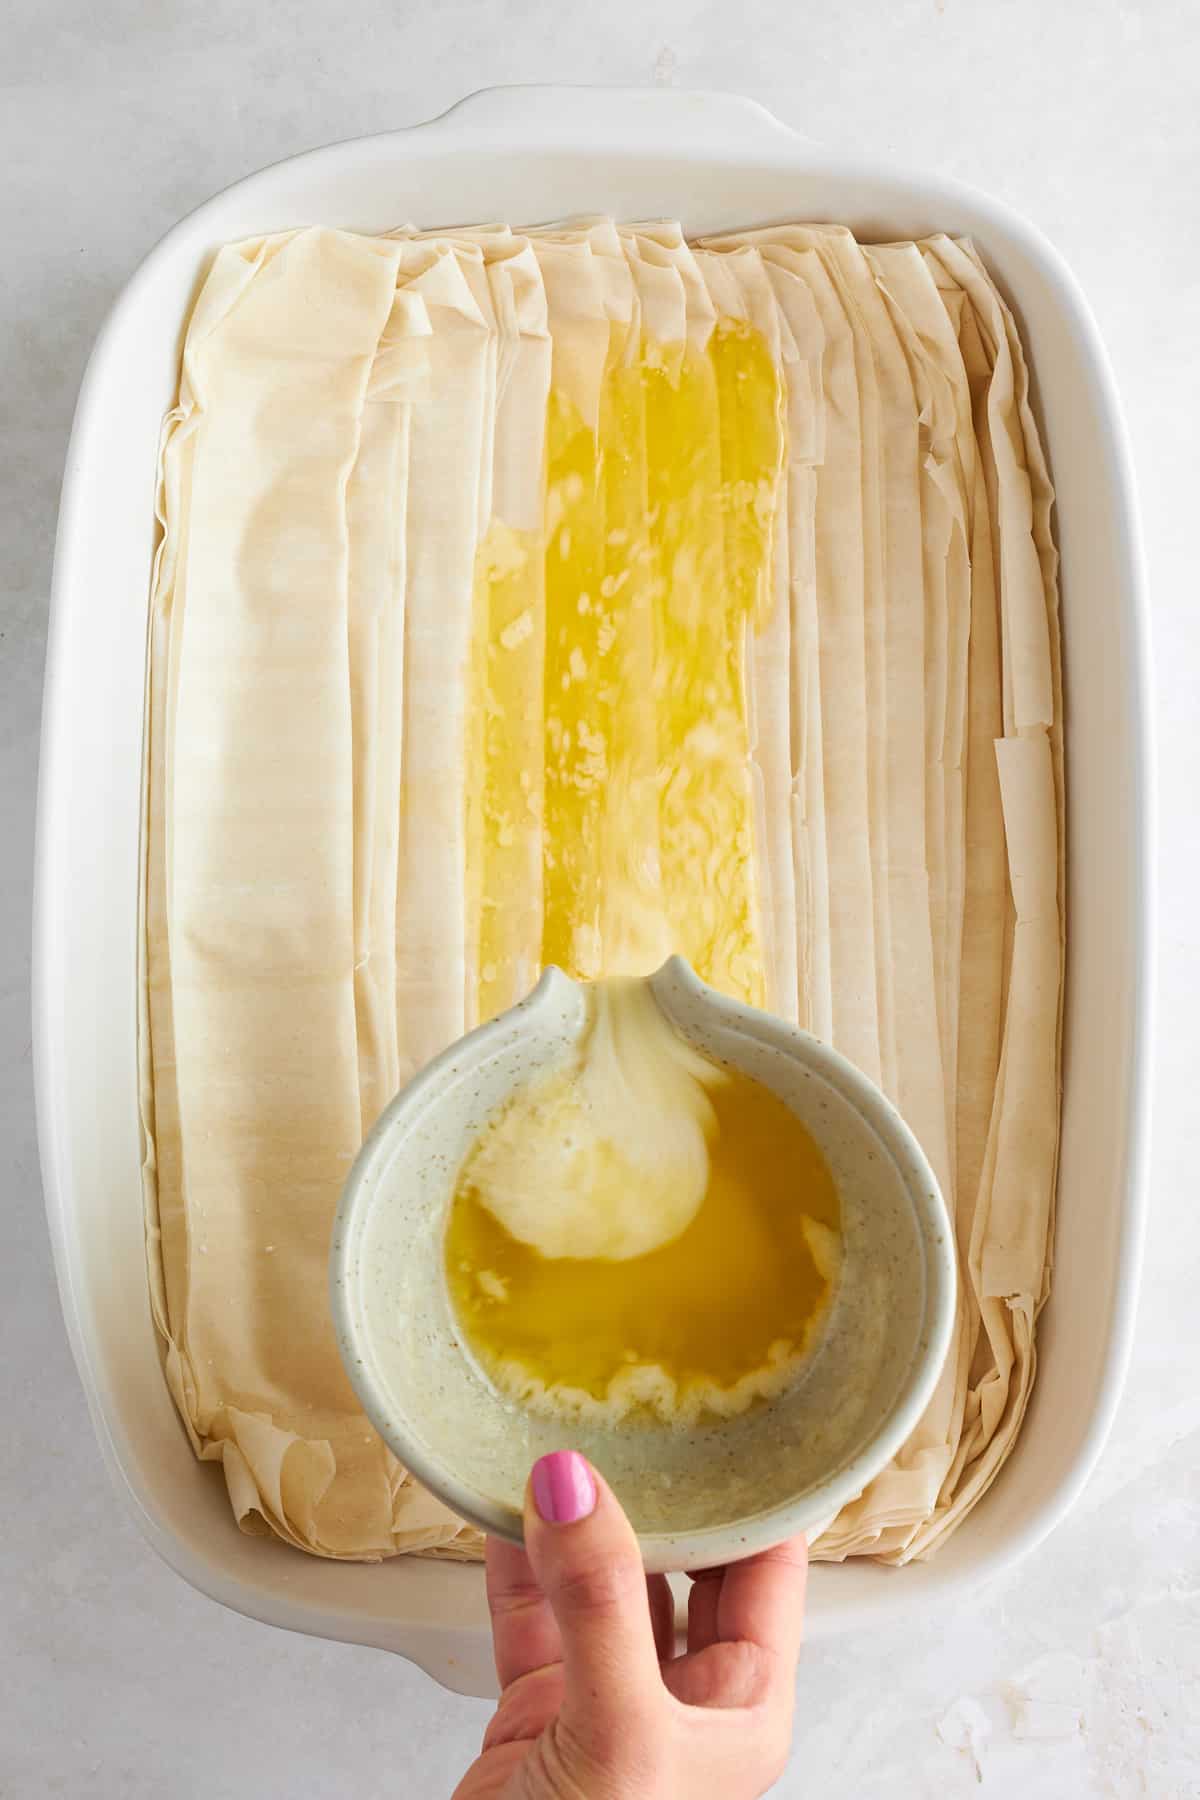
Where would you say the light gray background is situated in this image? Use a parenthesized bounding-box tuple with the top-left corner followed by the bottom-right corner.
(4, 3, 1198, 1794)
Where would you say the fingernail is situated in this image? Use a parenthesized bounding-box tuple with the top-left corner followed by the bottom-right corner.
(531, 1451, 597, 1524)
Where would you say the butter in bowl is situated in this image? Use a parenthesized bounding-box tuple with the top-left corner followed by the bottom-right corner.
(330, 957, 956, 1572)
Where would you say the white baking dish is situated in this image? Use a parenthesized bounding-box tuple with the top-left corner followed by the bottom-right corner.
(34, 85, 1152, 1698)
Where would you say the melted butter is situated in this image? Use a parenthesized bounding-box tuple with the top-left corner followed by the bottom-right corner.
(444, 979, 841, 1427)
(529, 318, 785, 1001)
(470, 521, 545, 1023)
(645, 319, 783, 1004)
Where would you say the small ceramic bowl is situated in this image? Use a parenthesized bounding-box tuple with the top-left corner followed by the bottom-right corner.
(330, 957, 956, 1572)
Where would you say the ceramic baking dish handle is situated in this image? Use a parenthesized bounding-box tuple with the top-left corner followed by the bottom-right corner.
(420, 84, 816, 157)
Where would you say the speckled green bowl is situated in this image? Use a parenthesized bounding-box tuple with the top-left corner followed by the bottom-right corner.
(330, 957, 955, 1573)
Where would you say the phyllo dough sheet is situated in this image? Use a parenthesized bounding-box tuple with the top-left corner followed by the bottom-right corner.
(141, 219, 1062, 1565)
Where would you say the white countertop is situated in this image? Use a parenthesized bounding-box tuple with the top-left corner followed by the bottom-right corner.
(3, 3, 1198, 1794)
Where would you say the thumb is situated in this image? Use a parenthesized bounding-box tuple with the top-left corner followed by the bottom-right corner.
(523, 1452, 663, 1754)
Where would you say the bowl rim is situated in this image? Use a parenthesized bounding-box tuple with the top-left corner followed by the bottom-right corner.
(329, 957, 958, 1571)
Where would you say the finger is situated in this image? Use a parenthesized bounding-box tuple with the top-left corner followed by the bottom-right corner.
(485, 1534, 562, 1689)
(686, 1566, 722, 1655)
(647, 1572, 676, 1662)
(522, 1451, 662, 1746)
(716, 1536, 808, 1671)
(482, 1663, 566, 1752)
(662, 1639, 768, 1711)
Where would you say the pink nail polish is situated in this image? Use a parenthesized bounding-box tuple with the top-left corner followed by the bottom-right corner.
(531, 1450, 597, 1524)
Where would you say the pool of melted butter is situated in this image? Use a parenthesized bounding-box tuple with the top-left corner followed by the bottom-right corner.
(444, 985, 842, 1429)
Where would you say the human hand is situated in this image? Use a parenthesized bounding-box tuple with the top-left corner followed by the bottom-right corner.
(452, 1451, 807, 1799)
